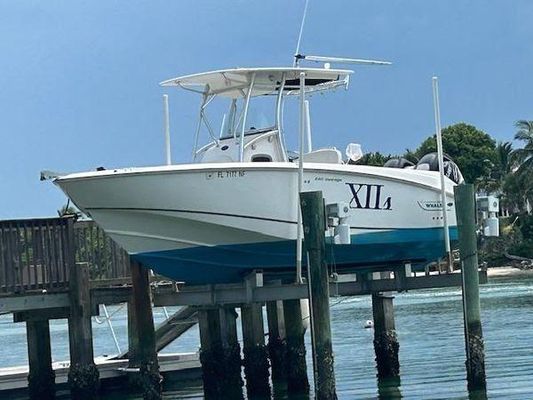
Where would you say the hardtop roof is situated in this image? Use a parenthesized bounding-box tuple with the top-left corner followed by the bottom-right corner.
(159, 67, 353, 98)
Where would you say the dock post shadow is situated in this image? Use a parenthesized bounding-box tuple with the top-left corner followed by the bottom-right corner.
(67, 261, 100, 400)
(266, 299, 287, 381)
(454, 184, 487, 391)
(283, 298, 310, 395)
(129, 259, 162, 399)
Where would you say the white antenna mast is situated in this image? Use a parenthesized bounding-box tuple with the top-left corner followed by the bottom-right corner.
(432, 76, 453, 272)
(293, 0, 310, 67)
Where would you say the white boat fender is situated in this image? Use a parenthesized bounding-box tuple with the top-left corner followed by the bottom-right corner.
(364, 320, 374, 329)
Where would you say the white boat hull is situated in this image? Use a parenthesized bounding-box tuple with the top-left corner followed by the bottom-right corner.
(55, 162, 458, 284)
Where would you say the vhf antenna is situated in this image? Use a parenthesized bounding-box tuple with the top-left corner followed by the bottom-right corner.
(292, 0, 392, 67)
(293, 0, 309, 67)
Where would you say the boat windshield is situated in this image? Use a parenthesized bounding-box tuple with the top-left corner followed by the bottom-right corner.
(220, 96, 276, 139)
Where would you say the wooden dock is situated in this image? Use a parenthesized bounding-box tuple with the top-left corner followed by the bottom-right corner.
(0, 199, 489, 399)
(0, 353, 200, 392)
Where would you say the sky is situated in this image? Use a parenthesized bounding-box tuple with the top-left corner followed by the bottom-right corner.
(1, 0, 532, 219)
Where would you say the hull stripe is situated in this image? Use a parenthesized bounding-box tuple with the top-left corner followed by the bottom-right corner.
(86, 207, 446, 231)
(86, 206, 296, 225)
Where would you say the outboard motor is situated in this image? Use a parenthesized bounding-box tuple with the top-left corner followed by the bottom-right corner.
(383, 158, 415, 169)
(416, 152, 464, 184)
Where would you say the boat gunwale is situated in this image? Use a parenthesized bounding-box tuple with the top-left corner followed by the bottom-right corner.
(54, 162, 456, 195)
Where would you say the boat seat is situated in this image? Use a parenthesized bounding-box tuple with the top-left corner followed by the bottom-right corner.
(302, 148, 343, 164)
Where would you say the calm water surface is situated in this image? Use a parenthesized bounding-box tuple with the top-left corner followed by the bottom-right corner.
(1, 275, 532, 399)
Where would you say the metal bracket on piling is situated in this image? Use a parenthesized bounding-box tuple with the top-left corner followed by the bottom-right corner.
(394, 263, 412, 292)
(244, 270, 263, 304)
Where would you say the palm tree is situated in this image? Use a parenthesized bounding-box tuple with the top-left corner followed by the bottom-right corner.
(497, 141, 514, 176)
(513, 120, 533, 175)
(480, 141, 513, 195)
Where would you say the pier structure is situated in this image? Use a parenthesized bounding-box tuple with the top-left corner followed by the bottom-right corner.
(0, 217, 196, 400)
(0, 196, 488, 399)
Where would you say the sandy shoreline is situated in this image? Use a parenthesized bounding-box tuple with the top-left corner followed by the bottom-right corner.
(487, 266, 533, 278)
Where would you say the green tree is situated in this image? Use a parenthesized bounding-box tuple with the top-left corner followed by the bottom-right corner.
(501, 172, 533, 213)
(415, 123, 497, 184)
(513, 120, 533, 176)
(356, 151, 395, 166)
(481, 141, 514, 193)
(402, 148, 419, 164)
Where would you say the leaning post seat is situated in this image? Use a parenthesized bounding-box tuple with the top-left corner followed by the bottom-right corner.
(302, 148, 343, 164)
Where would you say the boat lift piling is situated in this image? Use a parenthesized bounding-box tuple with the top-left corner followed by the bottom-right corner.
(300, 190, 337, 400)
(282, 298, 310, 394)
(129, 260, 163, 399)
(371, 291, 400, 378)
(197, 306, 243, 399)
(67, 261, 100, 400)
(240, 272, 271, 398)
(266, 299, 287, 380)
(454, 184, 487, 390)
(25, 318, 55, 400)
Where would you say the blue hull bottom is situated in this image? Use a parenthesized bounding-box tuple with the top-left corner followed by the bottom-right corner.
(132, 227, 458, 284)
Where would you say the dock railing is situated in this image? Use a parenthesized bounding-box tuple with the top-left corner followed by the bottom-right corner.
(0, 216, 130, 295)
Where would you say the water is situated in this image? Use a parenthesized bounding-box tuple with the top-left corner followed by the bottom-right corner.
(1, 275, 532, 399)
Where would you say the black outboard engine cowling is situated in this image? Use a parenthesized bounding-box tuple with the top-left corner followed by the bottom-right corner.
(383, 158, 415, 169)
(416, 152, 464, 184)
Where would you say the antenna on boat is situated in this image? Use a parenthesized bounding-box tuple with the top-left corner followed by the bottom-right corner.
(291, 1, 392, 67)
(293, 0, 310, 67)
(296, 54, 391, 66)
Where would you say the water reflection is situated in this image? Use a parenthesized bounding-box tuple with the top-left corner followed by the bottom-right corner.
(377, 376, 402, 399)
(271, 380, 310, 400)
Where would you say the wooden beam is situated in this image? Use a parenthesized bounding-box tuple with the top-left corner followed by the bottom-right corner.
(0, 292, 69, 313)
(153, 271, 487, 307)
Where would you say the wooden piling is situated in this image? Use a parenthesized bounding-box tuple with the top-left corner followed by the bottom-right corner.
(300, 190, 337, 400)
(127, 299, 140, 366)
(266, 300, 287, 380)
(454, 184, 486, 390)
(198, 307, 243, 399)
(241, 303, 271, 398)
(218, 306, 243, 394)
(283, 299, 310, 394)
(26, 319, 55, 400)
(371, 293, 400, 378)
(130, 260, 162, 400)
(67, 262, 100, 400)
